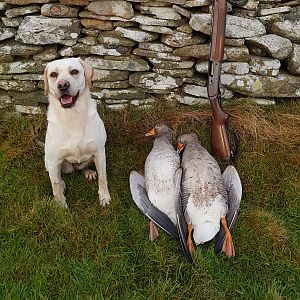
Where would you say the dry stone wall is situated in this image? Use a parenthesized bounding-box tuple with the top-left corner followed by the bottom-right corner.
(0, 0, 300, 113)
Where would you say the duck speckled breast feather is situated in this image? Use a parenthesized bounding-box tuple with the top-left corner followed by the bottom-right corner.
(181, 141, 228, 210)
(179, 134, 228, 244)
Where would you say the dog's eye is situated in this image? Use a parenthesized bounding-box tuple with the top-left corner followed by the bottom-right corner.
(70, 69, 79, 75)
(50, 72, 58, 78)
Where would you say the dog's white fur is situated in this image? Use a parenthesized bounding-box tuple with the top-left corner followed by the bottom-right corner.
(44, 57, 111, 208)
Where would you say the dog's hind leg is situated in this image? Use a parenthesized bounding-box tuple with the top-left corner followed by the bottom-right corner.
(61, 160, 75, 174)
(94, 149, 111, 206)
(72, 159, 97, 181)
(83, 168, 97, 181)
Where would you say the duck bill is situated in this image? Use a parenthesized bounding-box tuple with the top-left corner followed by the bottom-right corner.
(145, 128, 156, 137)
(177, 143, 185, 153)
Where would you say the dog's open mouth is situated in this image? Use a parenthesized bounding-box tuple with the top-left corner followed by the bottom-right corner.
(60, 92, 79, 108)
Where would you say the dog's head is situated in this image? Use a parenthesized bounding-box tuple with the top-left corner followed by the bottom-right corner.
(44, 57, 93, 109)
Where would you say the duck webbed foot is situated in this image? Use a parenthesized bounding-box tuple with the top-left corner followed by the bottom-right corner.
(187, 223, 196, 255)
(149, 220, 159, 241)
(221, 217, 235, 257)
(215, 165, 242, 256)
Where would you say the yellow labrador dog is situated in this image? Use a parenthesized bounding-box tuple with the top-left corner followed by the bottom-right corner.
(43, 57, 111, 208)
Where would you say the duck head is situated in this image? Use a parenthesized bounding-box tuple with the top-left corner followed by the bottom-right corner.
(145, 124, 173, 140)
(177, 133, 199, 153)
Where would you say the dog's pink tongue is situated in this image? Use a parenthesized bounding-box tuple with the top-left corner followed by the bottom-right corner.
(60, 95, 73, 105)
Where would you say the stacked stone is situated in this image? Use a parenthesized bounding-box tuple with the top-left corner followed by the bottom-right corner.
(0, 0, 299, 112)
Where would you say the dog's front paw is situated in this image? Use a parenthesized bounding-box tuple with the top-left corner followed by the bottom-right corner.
(53, 182, 68, 208)
(54, 195, 68, 209)
(99, 195, 111, 206)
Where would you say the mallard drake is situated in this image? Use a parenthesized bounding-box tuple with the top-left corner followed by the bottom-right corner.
(130, 124, 181, 241)
(176, 133, 242, 258)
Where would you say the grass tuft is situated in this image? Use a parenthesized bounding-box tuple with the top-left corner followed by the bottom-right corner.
(0, 100, 300, 299)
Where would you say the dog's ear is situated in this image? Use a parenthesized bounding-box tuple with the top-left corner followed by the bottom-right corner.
(78, 58, 94, 88)
(43, 65, 49, 96)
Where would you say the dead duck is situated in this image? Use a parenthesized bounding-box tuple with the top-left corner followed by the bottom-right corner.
(176, 133, 242, 258)
(130, 124, 181, 241)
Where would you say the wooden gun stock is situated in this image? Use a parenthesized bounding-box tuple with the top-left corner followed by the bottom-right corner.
(208, 0, 231, 160)
(210, 96, 231, 160)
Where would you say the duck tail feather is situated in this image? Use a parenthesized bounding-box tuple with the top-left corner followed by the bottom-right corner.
(129, 171, 179, 240)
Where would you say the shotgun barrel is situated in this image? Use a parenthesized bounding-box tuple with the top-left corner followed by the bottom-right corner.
(208, 0, 231, 160)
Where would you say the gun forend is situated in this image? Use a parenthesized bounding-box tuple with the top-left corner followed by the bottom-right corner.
(209, 0, 227, 62)
(208, 61, 221, 99)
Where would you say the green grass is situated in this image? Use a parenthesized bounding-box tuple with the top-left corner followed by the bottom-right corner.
(0, 101, 300, 299)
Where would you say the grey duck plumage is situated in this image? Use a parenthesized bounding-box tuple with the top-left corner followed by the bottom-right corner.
(130, 124, 181, 241)
(177, 133, 242, 257)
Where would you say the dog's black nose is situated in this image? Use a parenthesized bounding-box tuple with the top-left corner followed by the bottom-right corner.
(57, 80, 70, 92)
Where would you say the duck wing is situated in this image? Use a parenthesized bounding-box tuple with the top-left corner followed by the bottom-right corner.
(215, 165, 242, 254)
(129, 171, 179, 240)
(180, 179, 190, 213)
(175, 168, 193, 263)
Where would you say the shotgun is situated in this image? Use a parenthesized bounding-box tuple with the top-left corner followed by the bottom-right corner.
(207, 0, 232, 160)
